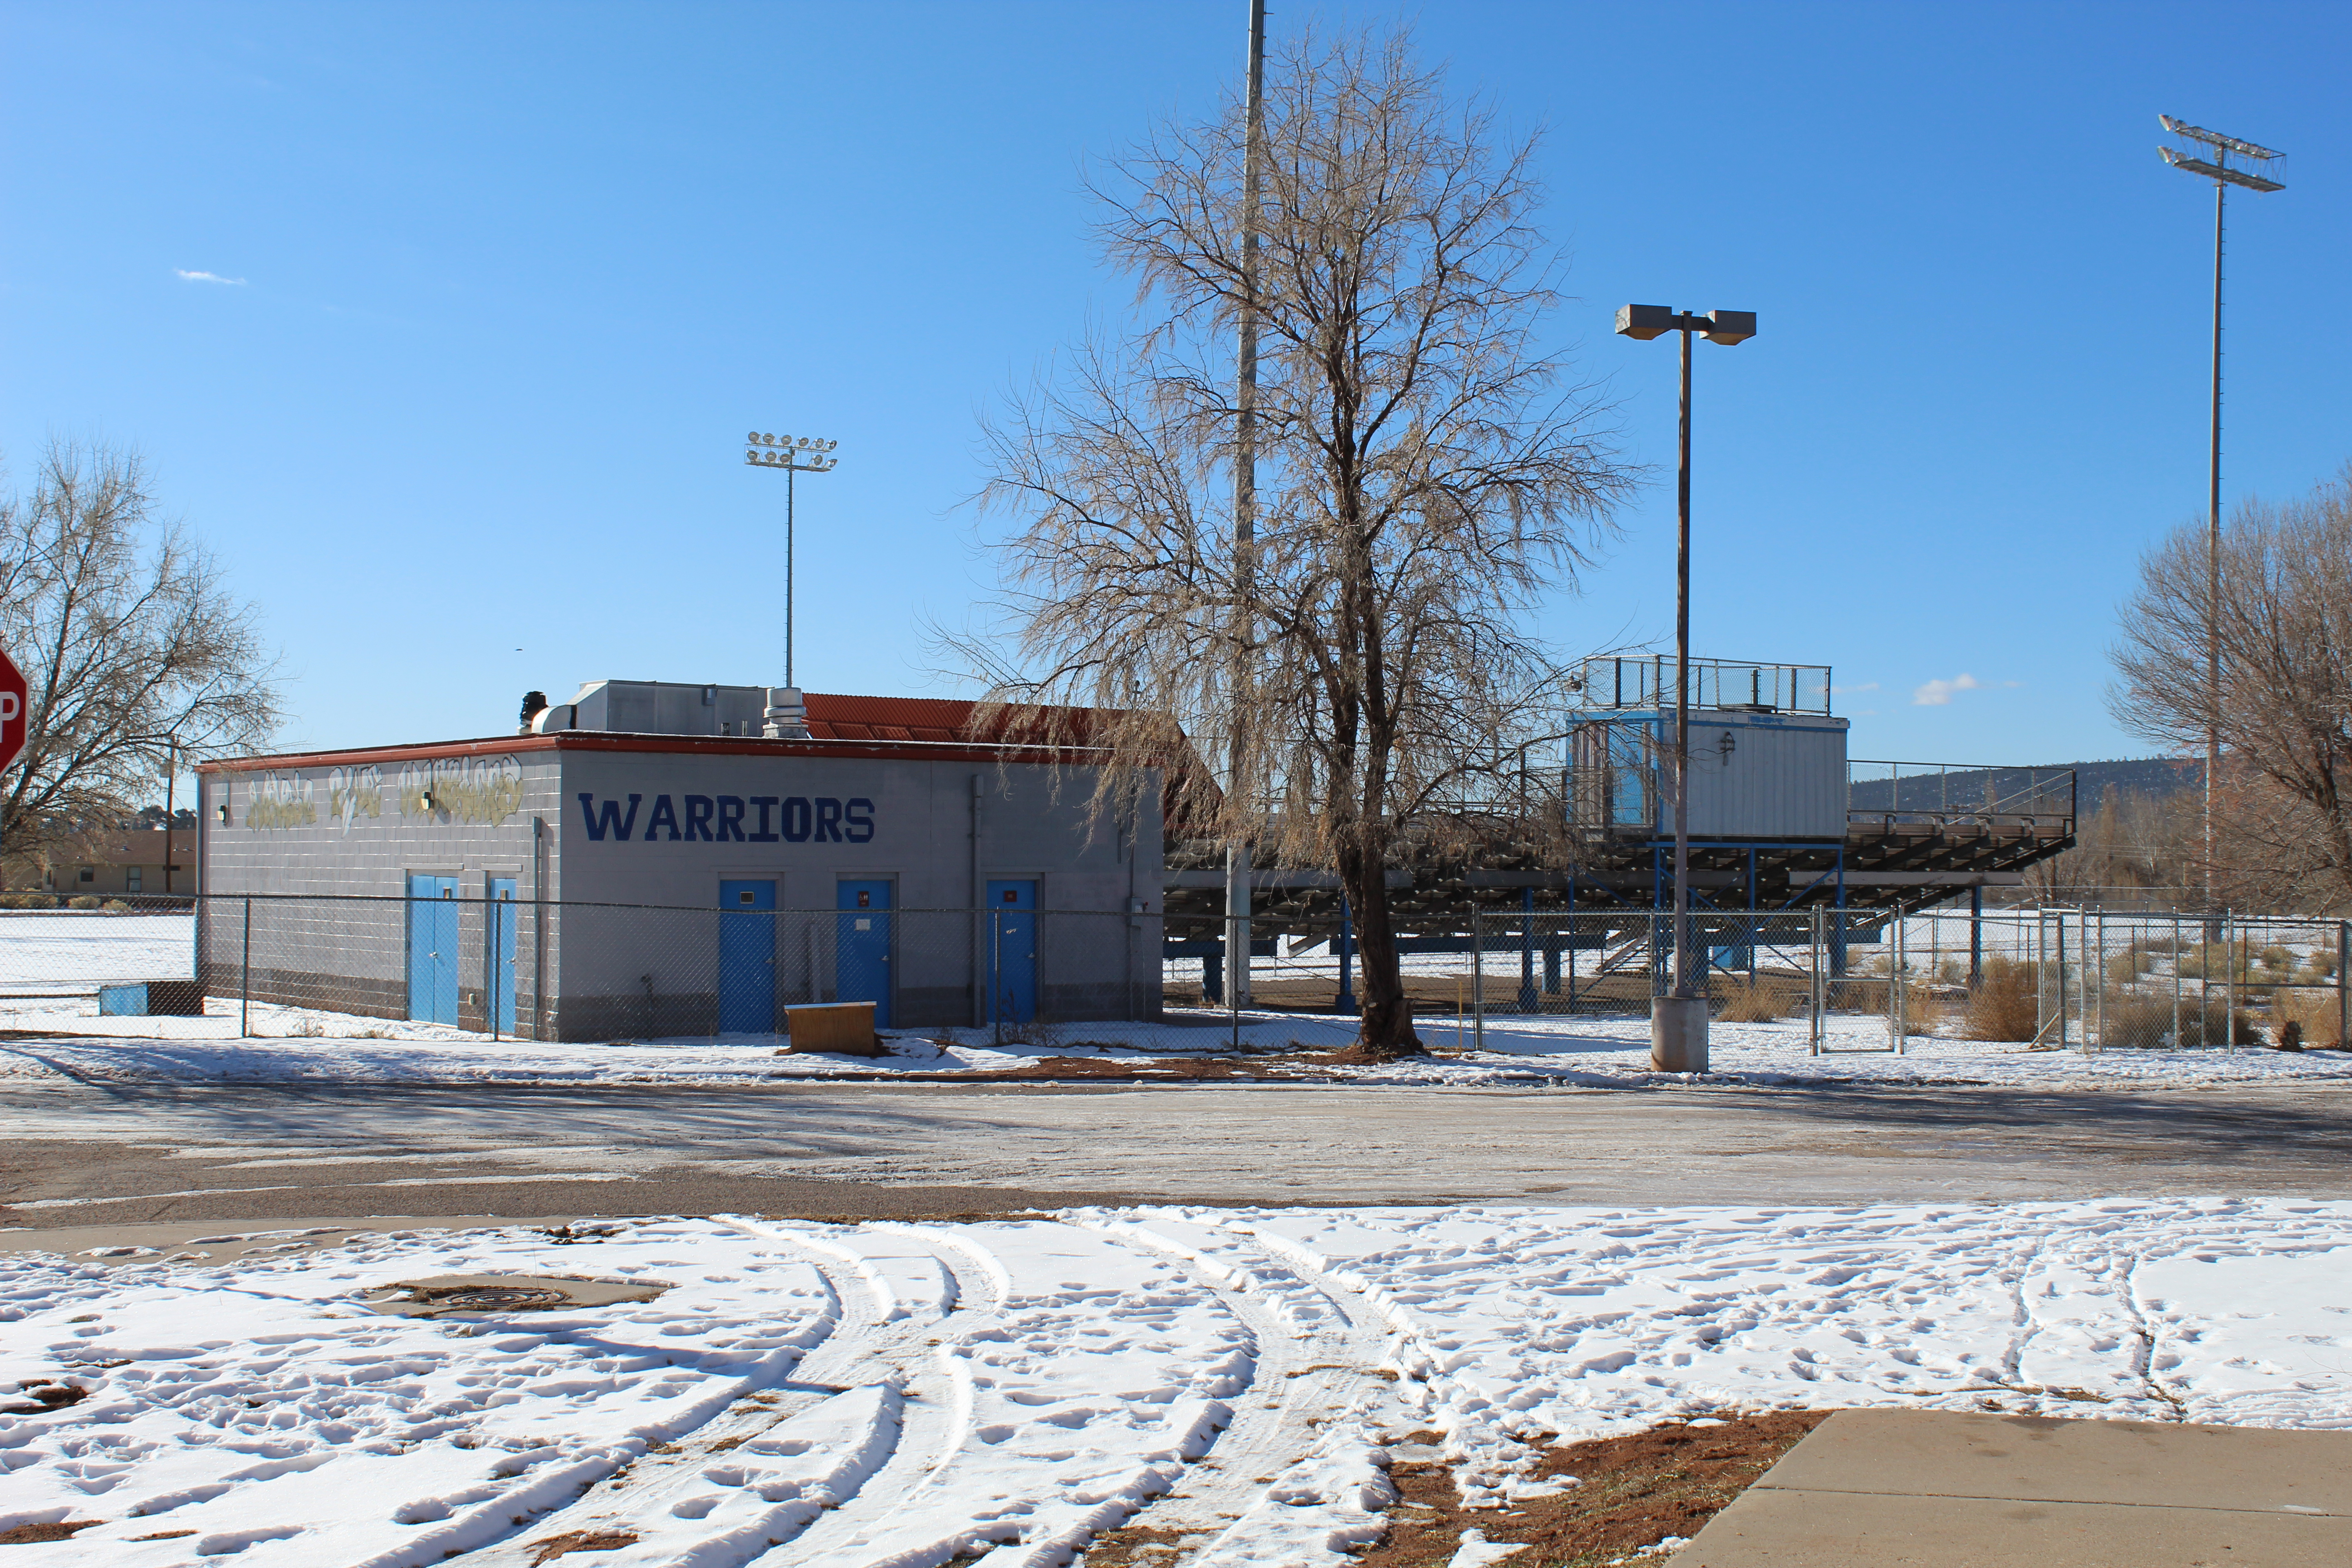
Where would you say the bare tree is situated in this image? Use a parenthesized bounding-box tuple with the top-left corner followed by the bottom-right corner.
(2111, 464, 2352, 911)
(2021, 785, 2193, 908)
(0, 441, 278, 858)
(966, 28, 1633, 1057)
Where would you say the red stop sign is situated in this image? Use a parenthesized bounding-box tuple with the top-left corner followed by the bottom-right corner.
(0, 647, 25, 774)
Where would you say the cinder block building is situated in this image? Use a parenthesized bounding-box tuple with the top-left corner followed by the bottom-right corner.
(195, 684, 1164, 1039)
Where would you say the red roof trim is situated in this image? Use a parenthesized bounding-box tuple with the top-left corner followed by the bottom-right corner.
(196, 731, 1119, 773)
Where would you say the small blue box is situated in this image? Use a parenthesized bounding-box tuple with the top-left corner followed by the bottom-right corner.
(98, 983, 149, 1015)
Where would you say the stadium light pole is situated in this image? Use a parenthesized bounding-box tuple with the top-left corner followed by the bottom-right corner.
(744, 431, 841, 736)
(1614, 304, 1757, 1071)
(2157, 116, 2284, 906)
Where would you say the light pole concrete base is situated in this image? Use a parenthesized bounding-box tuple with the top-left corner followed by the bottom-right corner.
(1651, 995, 1710, 1073)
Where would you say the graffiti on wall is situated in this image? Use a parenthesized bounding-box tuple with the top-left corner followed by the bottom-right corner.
(326, 766, 385, 831)
(231, 759, 522, 830)
(245, 772, 318, 830)
(397, 757, 525, 825)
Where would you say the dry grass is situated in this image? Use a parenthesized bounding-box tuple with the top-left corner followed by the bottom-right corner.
(1894, 995, 1950, 1037)
(1348, 1412, 1831, 1568)
(2099, 991, 2270, 1049)
(1963, 956, 2042, 1042)
(2270, 988, 2343, 1049)
(1713, 978, 1788, 1024)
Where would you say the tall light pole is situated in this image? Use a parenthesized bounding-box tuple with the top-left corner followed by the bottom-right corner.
(2158, 116, 2283, 904)
(1225, 0, 1267, 1012)
(744, 431, 841, 737)
(1614, 304, 1757, 1072)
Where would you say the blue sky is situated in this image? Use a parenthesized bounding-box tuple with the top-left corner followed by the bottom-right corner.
(4, 1, 2346, 774)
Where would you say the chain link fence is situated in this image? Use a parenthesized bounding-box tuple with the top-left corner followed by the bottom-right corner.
(2, 894, 1162, 1046)
(2, 893, 2344, 1055)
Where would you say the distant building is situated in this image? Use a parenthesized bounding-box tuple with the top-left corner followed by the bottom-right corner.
(2, 811, 196, 897)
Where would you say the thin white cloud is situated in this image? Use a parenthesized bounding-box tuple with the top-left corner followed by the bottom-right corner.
(175, 269, 246, 285)
(1913, 673, 1985, 706)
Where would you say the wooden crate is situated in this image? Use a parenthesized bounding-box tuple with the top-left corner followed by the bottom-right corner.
(778, 1002, 881, 1057)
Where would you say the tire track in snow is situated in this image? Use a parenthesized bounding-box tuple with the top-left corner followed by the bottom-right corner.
(459, 1221, 983, 1567)
(729, 1223, 990, 1565)
(1063, 1214, 1399, 1563)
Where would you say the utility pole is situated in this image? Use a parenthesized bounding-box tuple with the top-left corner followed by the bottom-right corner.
(162, 740, 176, 897)
(1225, 0, 1266, 1011)
(2158, 116, 2283, 907)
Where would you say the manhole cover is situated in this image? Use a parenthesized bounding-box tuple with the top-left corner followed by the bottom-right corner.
(360, 1273, 668, 1318)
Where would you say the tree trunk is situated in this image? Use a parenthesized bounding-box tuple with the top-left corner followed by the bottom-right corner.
(1333, 834, 1424, 1059)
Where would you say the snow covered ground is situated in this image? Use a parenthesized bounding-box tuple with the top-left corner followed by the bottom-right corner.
(0, 912, 194, 989)
(3, 995, 2349, 1092)
(5, 908, 2349, 1092)
(4, 1197, 2349, 1565)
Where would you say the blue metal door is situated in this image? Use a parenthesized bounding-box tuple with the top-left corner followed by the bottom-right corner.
(835, 880, 893, 1028)
(406, 874, 459, 1025)
(987, 879, 1038, 1025)
(720, 879, 778, 1034)
(1608, 721, 1655, 830)
(487, 877, 518, 1035)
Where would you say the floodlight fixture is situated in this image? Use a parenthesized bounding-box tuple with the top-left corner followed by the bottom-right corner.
(2160, 115, 2286, 188)
(2156, 115, 2284, 904)
(1615, 306, 1755, 347)
(740, 426, 843, 692)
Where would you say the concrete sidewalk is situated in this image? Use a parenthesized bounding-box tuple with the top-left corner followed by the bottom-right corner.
(1679, 1407, 2352, 1566)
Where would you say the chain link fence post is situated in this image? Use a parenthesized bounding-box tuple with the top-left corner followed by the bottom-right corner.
(239, 894, 252, 1039)
(1808, 903, 1821, 1055)
(489, 897, 502, 1044)
(2225, 908, 2236, 1053)
(1471, 905, 1485, 1053)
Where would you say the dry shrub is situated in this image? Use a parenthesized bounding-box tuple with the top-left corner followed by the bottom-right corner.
(1963, 957, 2041, 1041)
(2271, 988, 2344, 1049)
(2178, 941, 2254, 984)
(991, 1015, 1063, 1050)
(2100, 995, 2183, 1049)
(1895, 996, 1950, 1037)
(2100, 991, 2269, 1049)
(1714, 978, 1786, 1023)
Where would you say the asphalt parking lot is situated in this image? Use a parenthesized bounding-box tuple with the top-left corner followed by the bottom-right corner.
(9, 1077, 2352, 1227)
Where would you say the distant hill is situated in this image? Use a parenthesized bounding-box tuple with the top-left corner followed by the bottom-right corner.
(1848, 757, 2200, 815)
(2063, 757, 2203, 801)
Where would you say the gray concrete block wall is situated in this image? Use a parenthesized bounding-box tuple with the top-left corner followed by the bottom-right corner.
(198, 754, 560, 901)
(552, 750, 1152, 911)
